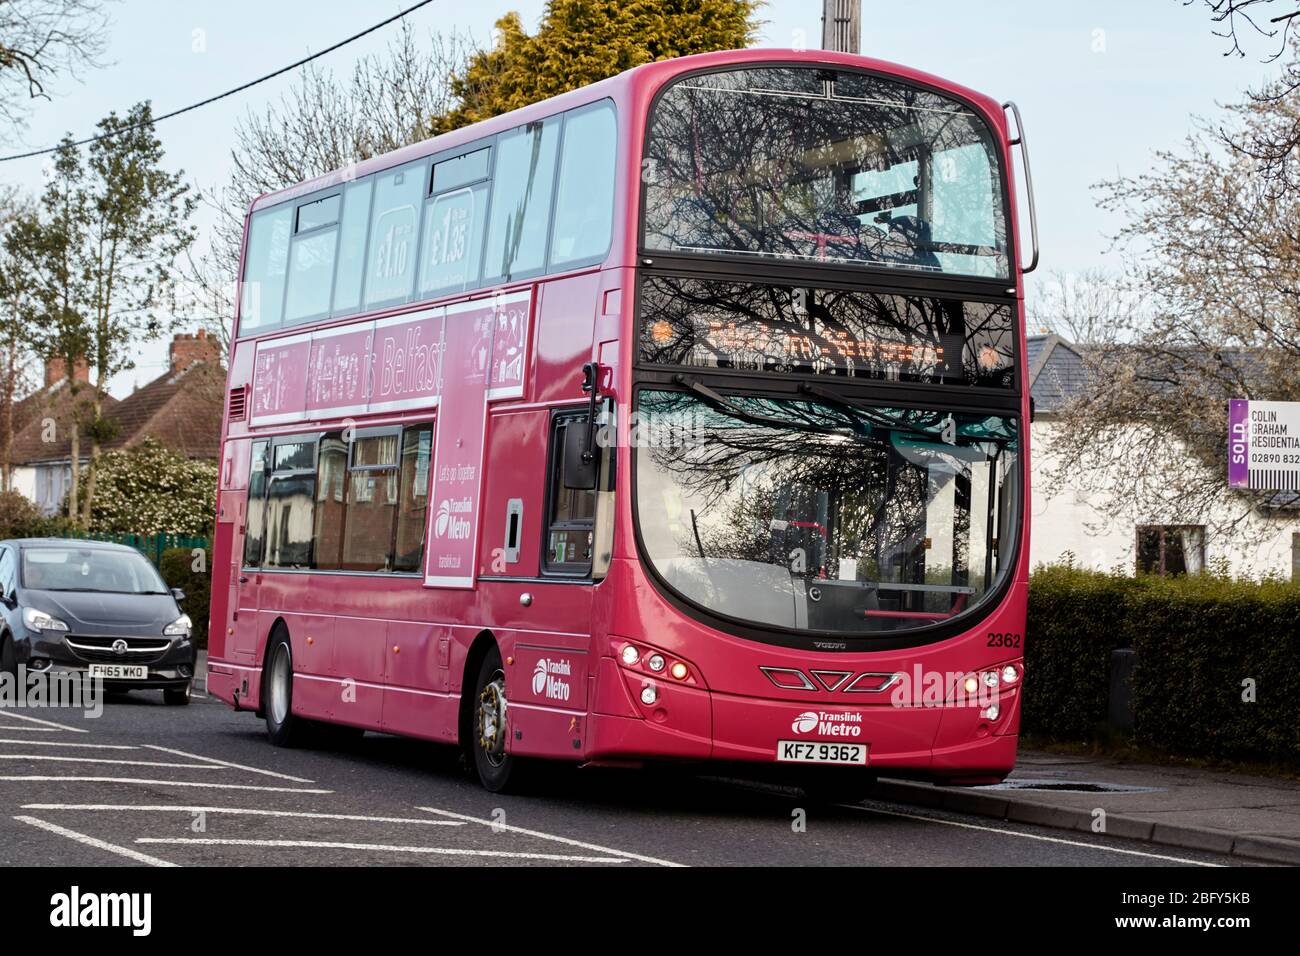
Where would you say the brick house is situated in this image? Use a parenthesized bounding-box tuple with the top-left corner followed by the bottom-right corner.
(9, 331, 225, 515)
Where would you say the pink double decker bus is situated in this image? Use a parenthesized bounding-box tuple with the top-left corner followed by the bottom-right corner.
(207, 48, 1038, 798)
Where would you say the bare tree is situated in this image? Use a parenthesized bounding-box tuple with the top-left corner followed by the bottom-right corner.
(0, 184, 35, 491)
(1026, 269, 1139, 345)
(1195, 0, 1300, 60)
(0, 0, 110, 135)
(1036, 78, 1300, 551)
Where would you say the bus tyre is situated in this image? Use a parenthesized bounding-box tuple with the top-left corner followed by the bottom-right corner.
(163, 683, 192, 706)
(798, 772, 878, 806)
(263, 630, 308, 747)
(471, 647, 521, 793)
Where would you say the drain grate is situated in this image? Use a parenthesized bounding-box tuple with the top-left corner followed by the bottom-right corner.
(979, 779, 1162, 794)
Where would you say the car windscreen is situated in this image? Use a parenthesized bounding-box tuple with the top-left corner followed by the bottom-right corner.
(20, 548, 168, 595)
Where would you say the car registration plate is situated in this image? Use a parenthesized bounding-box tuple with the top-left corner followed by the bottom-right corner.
(776, 740, 868, 765)
(88, 664, 148, 680)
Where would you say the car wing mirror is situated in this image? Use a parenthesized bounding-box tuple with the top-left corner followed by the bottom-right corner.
(170, 587, 187, 603)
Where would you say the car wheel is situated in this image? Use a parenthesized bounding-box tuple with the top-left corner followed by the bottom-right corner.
(0, 633, 15, 677)
(263, 629, 308, 747)
(470, 647, 523, 793)
(163, 683, 192, 706)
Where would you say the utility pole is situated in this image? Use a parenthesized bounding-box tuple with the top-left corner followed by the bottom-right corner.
(821, 0, 861, 54)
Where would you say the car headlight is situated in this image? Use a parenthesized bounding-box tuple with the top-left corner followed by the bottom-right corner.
(23, 607, 69, 632)
(163, 614, 192, 637)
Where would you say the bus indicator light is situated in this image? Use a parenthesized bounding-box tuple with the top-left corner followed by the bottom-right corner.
(670, 662, 688, 680)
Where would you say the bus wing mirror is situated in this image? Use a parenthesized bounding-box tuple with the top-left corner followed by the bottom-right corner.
(562, 421, 598, 490)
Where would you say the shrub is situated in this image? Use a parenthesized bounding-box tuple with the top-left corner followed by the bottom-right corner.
(158, 546, 212, 649)
(1026, 565, 1300, 763)
(77, 438, 217, 536)
(1127, 575, 1300, 763)
(0, 489, 70, 539)
(1023, 565, 1146, 740)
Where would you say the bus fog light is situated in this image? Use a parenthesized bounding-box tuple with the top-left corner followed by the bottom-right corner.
(963, 676, 979, 695)
(647, 654, 666, 672)
(1001, 665, 1018, 683)
(982, 671, 999, 688)
(620, 645, 640, 666)
(640, 685, 657, 705)
(670, 662, 688, 680)
(983, 704, 1000, 721)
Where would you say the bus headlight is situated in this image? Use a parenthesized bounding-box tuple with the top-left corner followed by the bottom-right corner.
(647, 653, 666, 673)
(1001, 665, 1018, 684)
(982, 670, 999, 688)
(620, 645, 640, 666)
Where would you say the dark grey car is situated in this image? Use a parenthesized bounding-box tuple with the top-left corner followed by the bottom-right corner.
(0, 538, 196, 704)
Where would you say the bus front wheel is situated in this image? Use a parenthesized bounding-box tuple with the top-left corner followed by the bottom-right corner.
(470, 647, 522, 792)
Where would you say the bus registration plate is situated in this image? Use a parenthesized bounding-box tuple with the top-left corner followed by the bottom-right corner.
(776, 741, 867, 765)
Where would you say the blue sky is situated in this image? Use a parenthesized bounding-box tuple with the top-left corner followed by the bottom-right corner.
(0, 0, 1282, 394)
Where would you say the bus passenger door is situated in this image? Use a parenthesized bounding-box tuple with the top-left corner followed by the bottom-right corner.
(230, 439, 268, 665)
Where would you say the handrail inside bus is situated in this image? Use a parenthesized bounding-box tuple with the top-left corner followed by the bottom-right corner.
(1002, 100, 1039, 275)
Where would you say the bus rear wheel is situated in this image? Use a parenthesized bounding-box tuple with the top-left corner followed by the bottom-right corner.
(263, 629, 309, 747)
(470, 647, 521, 793)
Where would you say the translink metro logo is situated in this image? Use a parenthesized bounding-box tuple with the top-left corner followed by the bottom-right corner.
(791, 710, 863, 737)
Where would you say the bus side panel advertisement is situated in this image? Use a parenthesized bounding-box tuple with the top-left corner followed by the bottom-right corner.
(488, 291, 532, 400)
(251, 333, 312, 425)
(307, 321, 375, 418)
(369, 308, 445, 413)
(424, 300, 496, 588)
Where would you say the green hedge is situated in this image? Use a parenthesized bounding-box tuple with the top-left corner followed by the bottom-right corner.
(1026, 566, 1300, 763)
(158, 547, 212, 650)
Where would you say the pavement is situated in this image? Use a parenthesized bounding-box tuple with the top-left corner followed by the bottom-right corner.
(879, 752, 1300, 865)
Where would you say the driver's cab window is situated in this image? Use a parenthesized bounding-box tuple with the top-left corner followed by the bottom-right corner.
(544, 412, 597, 574)
(243, 440, 269, 567)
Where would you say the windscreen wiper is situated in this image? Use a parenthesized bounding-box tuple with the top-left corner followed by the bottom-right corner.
(674, 375, 860, 435)
(797, 382, 1019, 446)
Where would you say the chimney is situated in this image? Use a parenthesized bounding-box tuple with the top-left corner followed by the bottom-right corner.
(169, 328, 220, 373)
(44, 356, 90, 388)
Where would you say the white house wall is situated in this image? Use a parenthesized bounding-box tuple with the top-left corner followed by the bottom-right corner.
(1029, 421, 1299, 578)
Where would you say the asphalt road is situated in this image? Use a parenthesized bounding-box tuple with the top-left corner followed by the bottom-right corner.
(0, 685, 1248, 868)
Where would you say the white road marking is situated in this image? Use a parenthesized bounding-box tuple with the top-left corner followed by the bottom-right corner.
(0, 739, 136, 749)
(0, 711, 87, 733)
(23, 804, 467, 826)
(14, 815, 178, 867)
(844, 803, 1225, 867)
(416, 806, 684, 867)
(135, 836, 628, 863)
(140, 744, 314, 783)
(0, 776, 331, 793)
(0, 754, 221, 769)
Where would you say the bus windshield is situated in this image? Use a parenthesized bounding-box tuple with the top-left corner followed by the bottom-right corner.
(634, 389, 1019, 638)
(642, 66, 1010, 279)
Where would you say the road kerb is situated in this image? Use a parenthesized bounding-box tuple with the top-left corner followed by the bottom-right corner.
(875, 778, 1300, 865)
